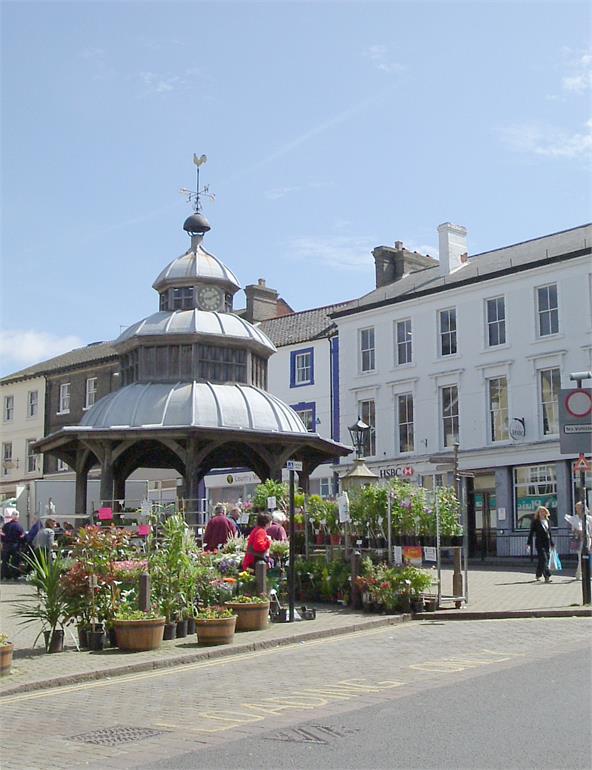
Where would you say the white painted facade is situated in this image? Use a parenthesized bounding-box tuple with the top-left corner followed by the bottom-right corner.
(335, 224, 592, 555)
(0, 375, 46, 509)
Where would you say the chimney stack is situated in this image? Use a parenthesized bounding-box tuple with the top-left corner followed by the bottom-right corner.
(244, 278, 280, 322)
(438, 223, 468, 276)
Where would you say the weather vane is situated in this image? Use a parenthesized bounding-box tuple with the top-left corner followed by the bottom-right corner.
(179, 153, 216, 212)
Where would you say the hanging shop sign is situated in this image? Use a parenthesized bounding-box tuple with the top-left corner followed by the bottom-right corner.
(509, 418, 526, 440)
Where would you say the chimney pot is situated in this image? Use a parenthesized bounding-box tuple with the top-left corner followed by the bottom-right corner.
(394, 240, 404, 250)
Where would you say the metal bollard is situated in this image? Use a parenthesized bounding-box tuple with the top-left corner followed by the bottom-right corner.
(452, 547, 463, 599)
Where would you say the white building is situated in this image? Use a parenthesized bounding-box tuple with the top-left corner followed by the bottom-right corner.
(333, 223, 592, 556)
(0, 373, 46, 514)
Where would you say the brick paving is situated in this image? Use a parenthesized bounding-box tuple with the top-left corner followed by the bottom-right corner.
(0, 616, 589, 770)
(0, 562, 587, 698)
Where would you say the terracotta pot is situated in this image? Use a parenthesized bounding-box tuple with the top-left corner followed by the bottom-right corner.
(196, 614, 237, 646)
(225, 600, 270, 631)
(329, 533, 342, 545)
(315, 533, 326, 545)
(0, 643, 14, 676)
(114, 618, 166, 652)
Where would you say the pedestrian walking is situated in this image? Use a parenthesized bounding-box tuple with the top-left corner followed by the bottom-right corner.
(1, 511, 25, 580)
(527, 506, 554, 582)
(203, 504, 237, 551)
(565, 501, 591, 580)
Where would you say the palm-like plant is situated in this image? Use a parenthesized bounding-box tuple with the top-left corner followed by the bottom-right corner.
(15, 550, 71, 651)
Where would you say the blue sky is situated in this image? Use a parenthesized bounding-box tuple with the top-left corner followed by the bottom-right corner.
(1, 1, 590, 376)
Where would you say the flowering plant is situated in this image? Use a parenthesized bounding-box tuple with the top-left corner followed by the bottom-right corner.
(226, 595, 269, 604)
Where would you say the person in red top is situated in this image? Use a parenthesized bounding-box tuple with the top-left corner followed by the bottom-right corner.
(203, 504, 237, 551)
(242, 513, 272, 570)
(266, 511, 288, 542)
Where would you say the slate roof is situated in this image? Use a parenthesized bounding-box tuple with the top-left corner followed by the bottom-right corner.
(0, 342, 118, 385)
(257, 302, 351, 347)
(332, 223, 592, 319)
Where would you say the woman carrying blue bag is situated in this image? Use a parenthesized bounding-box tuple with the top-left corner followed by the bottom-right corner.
(527, 506, 555, 583)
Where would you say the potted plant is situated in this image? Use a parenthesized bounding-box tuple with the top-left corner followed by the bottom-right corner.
(0, 633, 13, 676)
(195, 606, 237, 645)
(113, 607, 166, 651)
(16, 550, 70, 653)
(269, 540, 289, 565)
(224, 594, 270, 631)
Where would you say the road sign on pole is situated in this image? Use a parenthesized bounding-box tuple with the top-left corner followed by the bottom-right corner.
(286, 460, 303, 472)
(559, 388, 592, 454)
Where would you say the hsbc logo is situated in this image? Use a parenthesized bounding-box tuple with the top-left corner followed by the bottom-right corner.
(378, 465, 415, 479)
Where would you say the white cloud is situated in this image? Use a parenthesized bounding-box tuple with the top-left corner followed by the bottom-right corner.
(265, 186, 302, 200)
(498, 119, 592, 159)
(364, 45, 404, 74)
(288, 235, 377, 271)
(0, 330, 84, 372)
(562, 49, 592, 93)
(137, 67, 207, 96)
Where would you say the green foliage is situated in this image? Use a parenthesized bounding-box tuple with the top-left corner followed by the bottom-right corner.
(252, 479, 289, 511)
(16, 550, 71, 649)
(269, 540, 290, 561)
(226, 595, 269, 604)
(349, 485, 388, 536)
(196, 606, 235, 620)
(114, 608, 164, 621)
(150, 514, 197, 622)
(0, 633, 11, 646)
(306, 496, 340, 533)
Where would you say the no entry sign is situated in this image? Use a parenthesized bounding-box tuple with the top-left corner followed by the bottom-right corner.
(559, 388, 592, 454)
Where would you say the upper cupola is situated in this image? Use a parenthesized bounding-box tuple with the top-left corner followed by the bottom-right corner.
(153, 154, 240, 314)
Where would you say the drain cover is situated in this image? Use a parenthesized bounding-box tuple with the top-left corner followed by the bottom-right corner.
(264, 724, 356, 745)
(68, 726, 164, 746)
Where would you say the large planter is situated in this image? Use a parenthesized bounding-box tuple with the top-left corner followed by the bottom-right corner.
(0, 643, 14, 676)
(196, 614, 237, 646)
(225, 600, 270, 631)
(114, 618, 165, 652)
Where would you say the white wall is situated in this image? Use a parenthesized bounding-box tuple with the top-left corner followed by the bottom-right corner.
(336, 227, 592, 477)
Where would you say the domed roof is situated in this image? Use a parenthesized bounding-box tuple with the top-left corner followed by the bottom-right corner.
(80, 382, 308, 433)
(153, 237, 240, 293)
(115, 309, 276, 352)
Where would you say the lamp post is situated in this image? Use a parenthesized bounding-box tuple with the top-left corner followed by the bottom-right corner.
(569, 371, 591, 605)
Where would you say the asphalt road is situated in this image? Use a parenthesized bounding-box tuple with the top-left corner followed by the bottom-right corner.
(145, 648, 590, 770)
(1, 617, 590, 770)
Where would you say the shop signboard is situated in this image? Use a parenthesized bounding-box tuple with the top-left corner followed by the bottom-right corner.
(559, 387, 592, 454)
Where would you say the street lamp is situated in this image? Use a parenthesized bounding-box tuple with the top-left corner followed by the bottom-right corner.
(348, 418, 370, 459)
(569, 371, 592, 605)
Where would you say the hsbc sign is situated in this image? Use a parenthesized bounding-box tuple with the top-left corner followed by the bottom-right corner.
(377, 465, 415, 479)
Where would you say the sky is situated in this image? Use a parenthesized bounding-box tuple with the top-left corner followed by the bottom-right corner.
(1, 0, 590, 377)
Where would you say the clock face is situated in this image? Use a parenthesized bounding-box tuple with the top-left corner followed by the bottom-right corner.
(197, 285, 224, 311)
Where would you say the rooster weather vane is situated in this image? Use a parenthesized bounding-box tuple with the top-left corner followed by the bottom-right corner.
(179, 153, 216, 213)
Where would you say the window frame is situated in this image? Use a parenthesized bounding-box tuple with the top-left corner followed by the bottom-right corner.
(58, 382, 71, 414)
(539, 367, 561, 437)
(290, 348, 314, 388)
(57, 458, 70, 472)
(536, 283, 559, 338)
(438, 308, 457, 357)
(290, 401, 316, 432)
(359, 327, 376, 373)
(2, 441, 12, 475)
(487, 376, 509, 442)
(26, 439, 38, 473)
(358, 398, 377, 456)
(395, 319, 413, 366)
(440, 384, 459, 448)
(84, 377, 98, 410)
(3, 395, 14, 422)
(27, 390, 39, 418)
(485, 296, 506, 347)
(396, 392, 415, 454)
(513, 464, 558, 529)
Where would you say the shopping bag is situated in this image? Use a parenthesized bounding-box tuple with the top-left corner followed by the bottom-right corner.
(549, 548, 561, 572)
(555, 551, 562, 571)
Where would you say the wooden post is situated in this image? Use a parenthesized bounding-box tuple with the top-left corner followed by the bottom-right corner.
(255, 561, 267, 597)
(139, 573, 151, 612)
(350, 550, 362, 609)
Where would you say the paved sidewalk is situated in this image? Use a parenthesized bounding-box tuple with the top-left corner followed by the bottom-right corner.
(1, 564, 589, 697)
